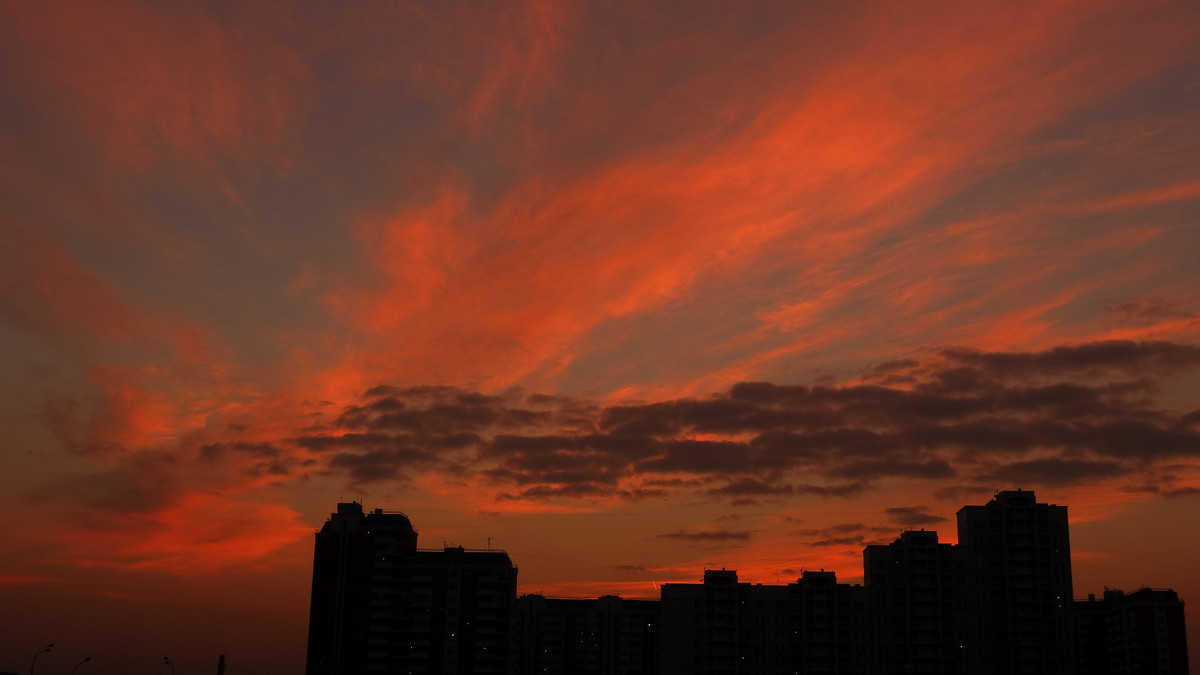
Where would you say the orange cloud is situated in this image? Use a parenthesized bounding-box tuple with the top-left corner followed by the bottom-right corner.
(1087, 180, 1200, 211)
(57, 492, 309, 574)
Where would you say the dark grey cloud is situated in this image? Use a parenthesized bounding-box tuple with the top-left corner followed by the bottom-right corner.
(792, 522, 874, 537)
(638, 439, 762, 473)
(707, 478, 793, 497)
(292, 341, 1200, 502)
(327, 447, 440, 484)
(885, 506, 946, 526)
(293, 432, 413, 452)
(1077, 421, 1200, 459)
(942, 340, 1200, 378)
(197, 440, 310, 480)
(1181, 409, 1200, 427)
(793, 482, 866, 497)
(931, 485, 994, 501)
(497, 483, 609, 500)
(872, 358, 919, 373)
(333, 386, 551, 435)
(981, 457, 1124, 486)
(1107, 298, 1195, 325)
(831, 458, 956, 480)
(200, 441, 281, 460)
(809, 536, 865, 546)
(1163, 486, 1200, 498)
(657, 529, 751, 542)
(792, 522, 895, 547)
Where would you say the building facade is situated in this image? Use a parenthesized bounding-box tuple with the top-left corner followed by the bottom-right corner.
(957, 489, 1075, 675)
(788, 570, 868, 675)
(660, 569, 791, 675)
(305, 502, 516, 675)
(1076, 588, 1190, 675)
(513, 594, 659, 675)
(864, 530, 965, 675)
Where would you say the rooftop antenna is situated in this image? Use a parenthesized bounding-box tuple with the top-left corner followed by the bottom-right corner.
(487, 536, 492, 551)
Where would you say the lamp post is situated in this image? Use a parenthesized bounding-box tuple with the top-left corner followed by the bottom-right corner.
(30, 643, 53, 675)
(71, 657, 91, 674)
(163, 656, 175, 675)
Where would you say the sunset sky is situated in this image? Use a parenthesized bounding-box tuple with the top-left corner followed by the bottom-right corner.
(2, 1, 1199, 672)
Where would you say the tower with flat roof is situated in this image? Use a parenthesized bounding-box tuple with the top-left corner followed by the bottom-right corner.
(305, 502, 416, 675)
(957, 490, 1074, 675)
(1075, 588, 1190, 675)
(659, 569, 791, 675)
(864, 529, 965, 674)
(305, 503, 516, 675)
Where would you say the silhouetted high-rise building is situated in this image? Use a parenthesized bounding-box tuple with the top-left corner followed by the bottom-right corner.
(514, 594, 659, 675)
(306, 502, 417, 674)
(789, 570, 868, 675)
(864, 530, 965, 675)
(305, 502, 516, 675)
(957, 489, 1075, 675)
(1076, 588, 1189, 675)
(660, 569, 791, 675)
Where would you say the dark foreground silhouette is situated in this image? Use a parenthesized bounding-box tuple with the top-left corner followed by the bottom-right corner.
(305, 491, 1189, 675)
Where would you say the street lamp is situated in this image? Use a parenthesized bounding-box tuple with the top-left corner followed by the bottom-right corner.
(164, 656, 175, 675)
(30, 643, 53, 675)
(72, 657, 91, 674)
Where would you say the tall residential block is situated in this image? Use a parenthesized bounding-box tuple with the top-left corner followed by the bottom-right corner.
(305, 502, 516, 675)
(659, 569, 792, 675)
(957, 489, 1074, 675)
(788, 570, 868, 675)
(863, 530, 965, 675)
(1076, 588, 1189, 675)
(513, 594, 659, 675)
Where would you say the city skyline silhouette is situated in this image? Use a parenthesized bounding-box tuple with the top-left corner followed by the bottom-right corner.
(305, 491, 1189, 674)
